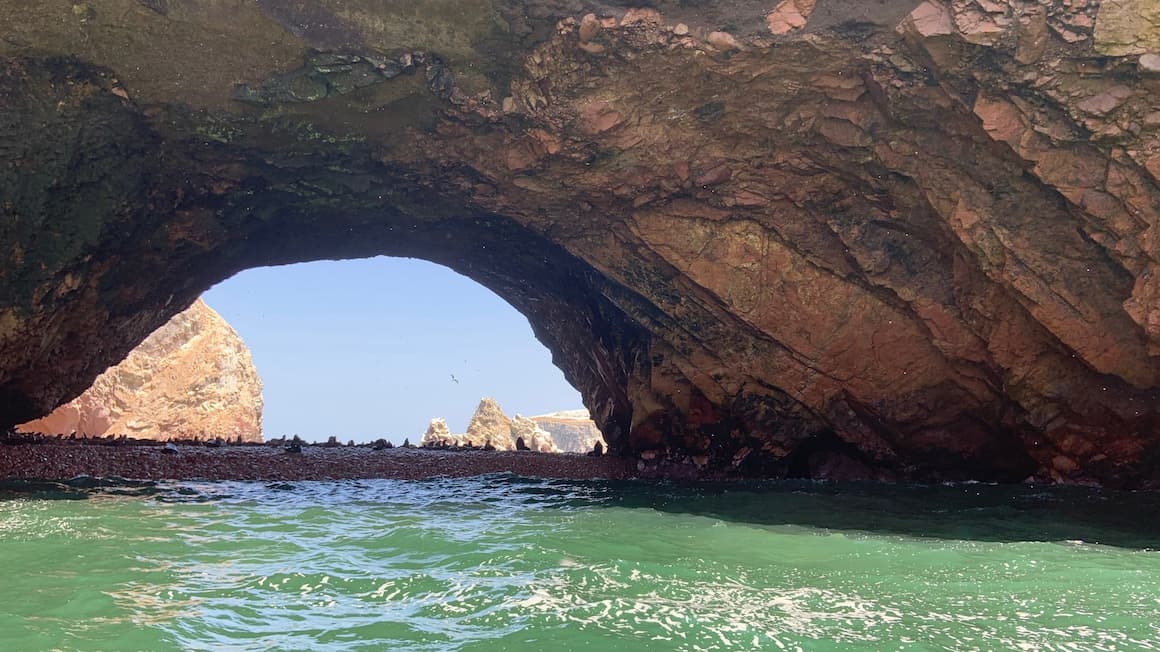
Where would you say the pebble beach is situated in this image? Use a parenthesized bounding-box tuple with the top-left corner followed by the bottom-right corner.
(0, 439, 635, 482)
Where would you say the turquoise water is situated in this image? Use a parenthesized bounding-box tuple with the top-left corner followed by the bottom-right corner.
(1, 477, 1159, 651)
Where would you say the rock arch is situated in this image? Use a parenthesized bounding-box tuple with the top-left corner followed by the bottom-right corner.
(2, 0, 1159, 485)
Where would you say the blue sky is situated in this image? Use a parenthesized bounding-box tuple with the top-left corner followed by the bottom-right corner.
(202, 257, 584, 443)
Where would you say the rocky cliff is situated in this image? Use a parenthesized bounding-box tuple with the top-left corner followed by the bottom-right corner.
(465, 397, 517, 449)
(420, 417, 456, 448)
(1, 0, 1159, 485)
(420, 398, 562, 452)
(17, 300, 263, 441)
(532, 411, 606, 453)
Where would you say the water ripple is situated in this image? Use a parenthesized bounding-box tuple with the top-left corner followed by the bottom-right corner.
(0, 477, 1158, 650)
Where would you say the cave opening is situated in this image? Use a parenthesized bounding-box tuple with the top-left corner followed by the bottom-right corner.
(201, 256, 592, 446)
(2, 2, 1159, 487)
(18, 254, 615, 453)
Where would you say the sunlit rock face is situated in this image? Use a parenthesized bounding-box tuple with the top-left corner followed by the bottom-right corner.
(511, 415, 561, 453)
(419, 418, 455, 448)
(532, 411, 606, 454)
(421, 398, 560, 452)
(464, 397, 517, 449)
(1, 0, 1159, 485)
(17, 300, 263, 442)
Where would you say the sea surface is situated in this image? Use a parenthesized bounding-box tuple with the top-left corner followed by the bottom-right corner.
(1, 476, 1158, 651)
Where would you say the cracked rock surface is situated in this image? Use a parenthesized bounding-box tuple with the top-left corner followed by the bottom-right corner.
(1, 0, 1159, 485)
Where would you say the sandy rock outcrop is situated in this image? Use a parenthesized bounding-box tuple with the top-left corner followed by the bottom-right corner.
(766, 0, 816, 35)
(17, 300, 262, 441)
(464, 398, 516, 449)
(419, 418, 455, 448)
(532, 411, 606, 454)
(421, 399, 568, 452)
(511, 415, 561, 453)
(1094, 0, 1160, 56)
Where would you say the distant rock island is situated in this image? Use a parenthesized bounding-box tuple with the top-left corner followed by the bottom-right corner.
(529, 410, 606, 454)
(421, 398, 605, 454)
(17, 300, 263, 442)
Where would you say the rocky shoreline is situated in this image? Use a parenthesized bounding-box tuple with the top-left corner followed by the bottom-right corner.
(0, 438, 636, 482)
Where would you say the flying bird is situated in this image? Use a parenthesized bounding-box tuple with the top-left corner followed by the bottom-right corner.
(450, 374, 459, 384)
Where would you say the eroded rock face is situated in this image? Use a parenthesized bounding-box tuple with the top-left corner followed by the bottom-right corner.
(421, 398, 561, 452)
(2, 0, 1159, 485)
(17, 300, 263, 441)
(1094, 0, 1160, 56)
(464, 397, 516, 449)
(419, 418, 454, 447)
(511, 415, 561, 453)
(532, 411, 606, 453)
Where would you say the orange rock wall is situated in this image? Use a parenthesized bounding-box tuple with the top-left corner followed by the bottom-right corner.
(18, 300, 263, 442)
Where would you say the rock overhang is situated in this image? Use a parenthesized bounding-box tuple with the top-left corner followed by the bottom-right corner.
(1, 0, 1159, 486)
